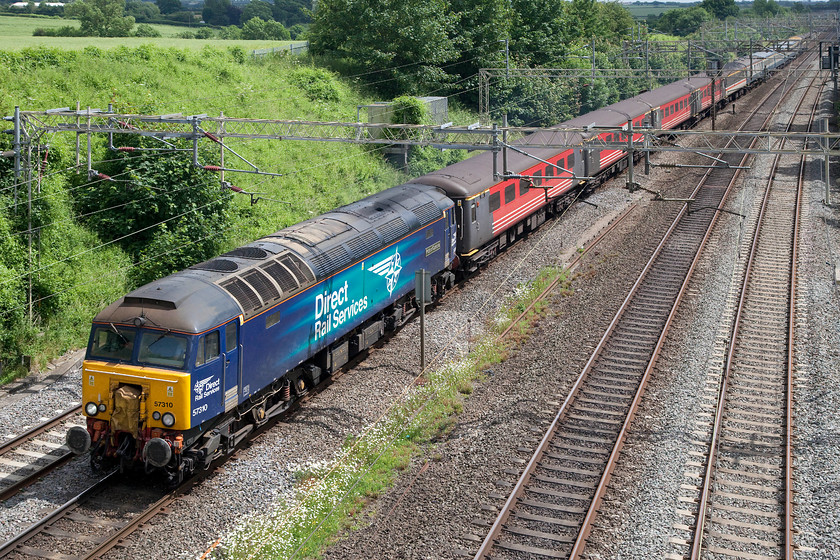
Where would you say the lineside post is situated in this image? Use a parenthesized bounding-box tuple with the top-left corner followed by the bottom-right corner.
(415, 269, 431, 371)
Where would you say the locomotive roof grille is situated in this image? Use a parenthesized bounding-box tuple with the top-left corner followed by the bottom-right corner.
(242, 268, 281, 304)
(310, 245, 353, 276)
(220, 277, 262, 313)
(377, 217, 410, 244)
(280, 254, 315, 284)
(192, 258, 239, 272)
(260, 261, 299, 294)
(346, 230, 381, 261)
(413, 201, 440, 225)
(223, 247, 270, 260)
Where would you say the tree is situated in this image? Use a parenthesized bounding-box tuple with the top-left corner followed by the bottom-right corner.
(241, 17, 290, 39)
(202, 0, 240, 26)
(65, 0, 135, 37)
(126, 0, 160, 22)
(700, 0, 738, 19)
(241, 0, 274, 23)
(309, 0, 457, 95)
(597, 1, 634, 39)
(510, 0, 568, 66)
(753, 0, 780, 17)
(654, 6, 712, 36)
(272, 0, 309, 26)
(72, 139, 232, 286)
(156, 0, 181, 15)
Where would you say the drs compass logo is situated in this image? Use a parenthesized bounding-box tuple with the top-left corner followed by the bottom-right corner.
(368, 247, 402, 296)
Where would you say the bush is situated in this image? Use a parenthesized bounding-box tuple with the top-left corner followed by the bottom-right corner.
(134, 23, 161, 37)
(195, 27, 214, 39)
(218, 25, 241, 40)
(290, 66, 341, 102)
(175, 30, 195, 38)
(390, 96, 429, 125)
(33, 25, 84, 37)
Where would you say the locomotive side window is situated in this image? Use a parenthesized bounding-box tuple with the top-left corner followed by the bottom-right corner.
(266, 310, 281, 328)
(489, 192, 501, 212)
(225, 322, 237, 352)
(195, 331, 220, 366)
(519, 178, 529, 196)
(470, 203, 477, 223)
(568, 153, 575, 168)
(547, 165, 555, 178)
(504, 183, 515, 204)
(533, 170, 542, 187)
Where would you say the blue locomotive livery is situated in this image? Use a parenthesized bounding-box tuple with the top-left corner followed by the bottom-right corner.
(67, 183, 457, 481)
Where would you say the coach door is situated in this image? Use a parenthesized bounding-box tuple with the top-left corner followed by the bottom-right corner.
(222, 320, 240, 412)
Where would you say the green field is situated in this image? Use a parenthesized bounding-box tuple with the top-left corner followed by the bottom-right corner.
(0, 15, 291, 50)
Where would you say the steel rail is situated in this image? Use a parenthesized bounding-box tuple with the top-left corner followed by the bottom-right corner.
(497, 203, 638, 341)
(0, 405, 83, 502)
(688, 62, 820, 560)
(473, 42, 813, 560)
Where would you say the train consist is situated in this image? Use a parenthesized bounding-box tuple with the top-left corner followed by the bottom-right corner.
(66, 38, 801, 482)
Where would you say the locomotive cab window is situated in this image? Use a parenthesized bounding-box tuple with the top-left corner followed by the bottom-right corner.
(470, 202, 477, 223)
(90, 326, 136, 362)
(504, 183, 516, 204)
(138, 332, 188, 369)
(489, 192, 501, 212)
(195, 331, 220, 367)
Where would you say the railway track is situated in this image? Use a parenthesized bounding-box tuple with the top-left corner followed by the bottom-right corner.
(680, 55, 822, 560)
(472, 46, 817, 560)
(0, 405, 84, 502)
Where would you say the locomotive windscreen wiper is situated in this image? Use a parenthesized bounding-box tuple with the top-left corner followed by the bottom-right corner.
(148, 329, 172, 348)
(109, 323, 128, 345)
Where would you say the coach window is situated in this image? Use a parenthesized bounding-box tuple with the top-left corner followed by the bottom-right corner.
(504, 183, 516, 204)
(519, 178, 529, 196)
(489, 192, 501, 212)
(196, 331, 220, 367)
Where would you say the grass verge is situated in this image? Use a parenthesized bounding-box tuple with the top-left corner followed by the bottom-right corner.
(219, 265, 568, 559)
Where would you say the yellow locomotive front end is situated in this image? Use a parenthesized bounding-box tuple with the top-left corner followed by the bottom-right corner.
(67, 323, 194, 474)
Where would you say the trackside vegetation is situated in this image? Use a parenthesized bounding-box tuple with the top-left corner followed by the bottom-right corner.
(0, 45, 473, 376)
(220, 266, 566, 559)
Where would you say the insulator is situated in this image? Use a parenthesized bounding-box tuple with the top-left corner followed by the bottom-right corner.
(203, 165, 222, 171)
(117, 147, 136, 152)
(202, 131, 222, 143)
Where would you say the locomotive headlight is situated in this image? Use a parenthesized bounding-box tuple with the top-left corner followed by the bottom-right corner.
(162, 412, 176, 427)
(85, 402, 99, 416)
(152, 411, 161, 421)
(98, 403, 107, 412)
